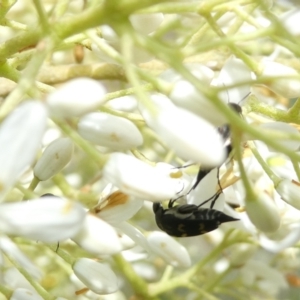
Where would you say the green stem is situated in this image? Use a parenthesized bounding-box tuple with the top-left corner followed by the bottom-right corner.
(54, 120, 106, 167)
(22, 177, 41, 200)
(200, 11, 260, 74)
(0, 284, 12, 298)
(249, 141, 280, 185)
(291, 158, 300, 182)
(231, 127, 256, 201)
(46, 244, 76, 265)
(113, 254, 159, 300)
(32, 0, 50, 34)
(5, 252, 54, 300)
(202, 266, 231, 293)
(288, 98, 300, 120)
(0, 37, 56, 119)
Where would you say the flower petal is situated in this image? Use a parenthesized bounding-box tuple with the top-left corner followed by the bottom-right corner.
(73, 258, 118, 294)
(245, 190, 281, 232)
(72, 213, 122, 255)
(103, 153, 182, 201)
(140, 94, 226, 167)
(10, 288, 43, 300)
(34, 138, 73, 181)
(147, 231, 191, 268)
(94, 191, 144, 225)
(0, 101, 47, 201)
(78, 112, 143, 150)
(261, 60, 300, 98)
(0, 196, 86, 242)
(46, 78, 107, 118)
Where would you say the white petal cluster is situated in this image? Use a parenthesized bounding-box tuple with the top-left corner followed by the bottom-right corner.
(78, 112, 143, 150)
(46, 78, 107, 118)
(0, 101, 47, 201)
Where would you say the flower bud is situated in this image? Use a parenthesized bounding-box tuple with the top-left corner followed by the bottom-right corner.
(140, 94, 226, 167)
(280, 8, 300, 36)
(107, 95, 137, 112)
(259, 122, 300, 151)
(147, 231, 191, 268)
(276, 179, 300, 210)
(245, 190, 280, 232)
(46, 78, 107, 118)
(33, 138, 73, 181)
(130, 13, 164, 35)
(78, 112, 143, 150)
(0, 101, 47, 201)
(227, 243, 257, 267)
(73, 258, 118, 294)
(10, 288, 43, 300)
(72, 214, 122, 255)
(260, 61, 300, 98)
(169, 80, 227, 126)
(0, 196, 86, 242)
(214, 56, 251, 105)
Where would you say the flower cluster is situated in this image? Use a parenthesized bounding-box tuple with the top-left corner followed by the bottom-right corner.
(0, 0, 300, 299)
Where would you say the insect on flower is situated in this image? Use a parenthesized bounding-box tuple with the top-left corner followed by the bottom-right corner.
(152, 101, 243, 237)
(153, 195, 239, 237)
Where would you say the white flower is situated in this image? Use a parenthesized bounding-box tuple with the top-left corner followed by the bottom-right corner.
(103, 153, 182, 201)
(46, 78, 107, 118)
(140, 94, 226, 167)
(129, 13, 164, 35)
(0, 196, 86, 242)
(0, 101, 47, 201)
(72, 213, 122, 255)
(260, 60, 300, 98)
(73, 258, 118, 294)
(147, 231, 191, 268)
(33, 138, 73, 181)
(78, 112, 143, 150)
